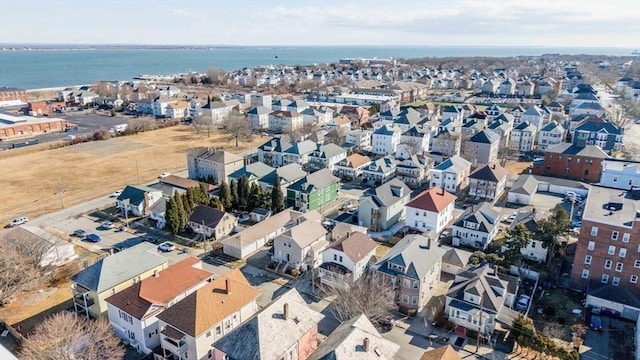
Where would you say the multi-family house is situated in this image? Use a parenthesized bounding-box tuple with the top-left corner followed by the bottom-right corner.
(532, 143, 609, 183)
(116, 185, 163, 217)
(358, 178, 410, 231)
(362, 156, 397, 186)
(258, 163, 307, 194)
(569, 102, 607, 117)
(188, 205, 237, 240)
(227, 162, 275, 186)
(502, 211, 549, 263)
(430, 131, 462, 164)
(461, 120, 486, 142)
(282, 140, 317, 167)
(325, 115, 352, 134)
(286, 169, 340, 212)
(212, 289, 324, 360)
(345, 129, 372, 151)
(375, 235, 446, 311)
(442, 106, 463, 123)
(308, 143, 347, 171)
(272, 98, 292, 111)
(258, 137, 292, 168)
(599, 159, 640, 190)
(498, 78, 516, 96)
(519, 105, 547, 129)
(308, 314, 400, 360)
(318, 231, 378, 288)
(152, 96, 175, 117)
(509, 121, 537, 153)
(468, 163, 508, 203)
(272, 220, 329, 270)
(537, 121, 565, 151)
(572, 118, 623, 153)
(187, 148, 244, 184)
(445, 264, 519, 335)
(451, 202, 501, 250)
(287, 99, 310, 113)
(156, 269, 261, 360)
(405, 187, 457, 235)
(486, 119, 511, 152)
(333, 153, 371, 180)
(340, 106, 370, 128)
(429, 156, 470, 196)
(462, 129, 500, 166)
(105, 258, 213, 354)
(268, 110, 303, 133)
(372, 124, 402, 156)
(485, 104, 503, 121)
(247, 106, 271, 130)
(71, 242, 168, 318)
(397, 126, 430, 158)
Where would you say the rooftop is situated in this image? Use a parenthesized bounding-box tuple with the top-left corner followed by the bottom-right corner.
(406, 187, 456, 213)
(582, 185, 640, 228)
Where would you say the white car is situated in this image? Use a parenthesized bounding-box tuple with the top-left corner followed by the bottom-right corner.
(158, 242, 175, 252)
(158, 172, 171, 178)
(110, 190, 123, 197)
(101, 221, 114, 230)
(7, 216, 28, 228)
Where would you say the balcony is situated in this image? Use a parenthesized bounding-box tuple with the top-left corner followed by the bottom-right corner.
(161, 327, 187, 355)
(73, 293, 94, 308)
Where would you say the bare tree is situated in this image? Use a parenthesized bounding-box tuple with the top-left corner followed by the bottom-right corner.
(92, 81, 116, 98)
(20, 312, 125, 360)
(193, 116, 214, 137)
(205, 67, 227, 86)
(0, 243, 39, 305)
(222, 110, 251, 147)
(319, 270, 396, 325)
(0, 229, 53, 269)
(125, 117, 157, 135)
(324, 127, 348, 146)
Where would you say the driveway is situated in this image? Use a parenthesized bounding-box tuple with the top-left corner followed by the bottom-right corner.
(581, 316, 635, 360)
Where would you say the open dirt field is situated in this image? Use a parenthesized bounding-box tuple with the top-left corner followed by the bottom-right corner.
(0, 125, 262, 224)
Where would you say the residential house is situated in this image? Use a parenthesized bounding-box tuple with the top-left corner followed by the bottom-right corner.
(333, 153, 371, 180)
(537, 121, 565, 151)
(187, 148, 244, 184)
(516, 80, 535, 97)
(212, 289, 324, 360)
(451, 202, 501, 250)
(152, 96, 174, 117)
(272, 98, 292, 111)
(405, 187, 457, 234)
(272, 220, 329, 270)
(445, 264, 519, 335)
(247, 106, 271, 130)
(485, 104, 503, 121)
(599, 159, 640, 190)
(468, 163, 508, 203)
(282, 140, 317, 167)
(441, 248, 472, 275)
(520, 105, 547, 129)
(286, 169, 340, 212)
(157, 269, 261, 360)
(462, 129, 500, 166)
(165, 101, 190, 119)
(569, 185, 640, 293)
(532, 143, 609, 183)
(318, 232, 378, 288)
(430, 131, 462, 164)
(503, 211, 548, 263)
(308, 314, 400, 360)
(269, 110, 303, 133)
(569, 102, 607, 118)
(116, 185, 163, 217)
(572, 119, 623, 153)
(71, 242, 168, 318)
(498, 78, 516, 96)
(358, 178, 410, 231)
(362, 156, 397, 186)
(397, 126, 430, 158)
(188, 205, 238, 240)
(258, 137, 292, 168)
(442, 106, 463, 123)
(375, 234, 446, 310)
(345, 129, 372, 151)
(258, 163, 307, 194)
(372, 124, 402, 156)
(227, 162, 275, 186)
(340, 106, 370, 128)
(325, 116, 352, 134)
(429, 155, 472, 194)
(419, 345, 462, 360)
(508, 122, 537, 153)
(461, 120, 486, 142)
(105, 258, 213, 354)
(0, 226, 77, 268)
(308, 143, 348, 171)
(395, 155, 430, 189)
(287, 99, 310, 113)
(149, 198, 167, 229)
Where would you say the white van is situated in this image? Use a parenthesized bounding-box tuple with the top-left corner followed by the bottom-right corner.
(7, 216, 28, 228)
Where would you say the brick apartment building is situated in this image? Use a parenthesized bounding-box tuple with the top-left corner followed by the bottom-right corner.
(532, 142, 609, 183)
(570, 185, 640, 292)
(0, 87, 28, 103)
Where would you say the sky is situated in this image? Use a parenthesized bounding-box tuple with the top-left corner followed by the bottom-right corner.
(1, 0, 639, 47)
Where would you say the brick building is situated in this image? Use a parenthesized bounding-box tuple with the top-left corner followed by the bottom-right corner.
(532, 143, 609, 183)
(0, 113, 67, 140)
(0, 87, 28, 104)
(570, 185, 640, 292)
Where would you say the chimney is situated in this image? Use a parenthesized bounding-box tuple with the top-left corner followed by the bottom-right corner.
(283, 303, 289, 320)
(427, 237, 431, 249)
(153, 270, 159, 278)
(225, 278, 231, 295)
(491, 163, 496, 169)
(440, 187, 445, 196)
(363, 337, 370, 352)
(493, 265, 498, 276)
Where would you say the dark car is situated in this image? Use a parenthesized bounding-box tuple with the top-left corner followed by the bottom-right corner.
(589, 315, 602, 331)
(86, 233, 101, 243)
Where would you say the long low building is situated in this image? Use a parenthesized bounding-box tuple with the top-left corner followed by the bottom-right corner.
(507, 174, 589, 205)
(0, 113, 67, 140)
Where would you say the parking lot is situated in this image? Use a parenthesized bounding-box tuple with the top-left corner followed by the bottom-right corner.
(582, 316, 636, 360)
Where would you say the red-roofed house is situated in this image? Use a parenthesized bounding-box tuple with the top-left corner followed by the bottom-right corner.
(105, 257, 213, 355)
(405, 187, 457, 234)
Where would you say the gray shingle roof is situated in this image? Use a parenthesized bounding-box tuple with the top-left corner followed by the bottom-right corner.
(288, 168, 340, 193)
(469, 129, 500, 144)
(445, 264, 509, 314)
(545, 143, 610, 158)
(375, 234, 446, 281)
(433, 155, 471, 173)
(365, 178, 410, 208)
(453, 202, 499, 234)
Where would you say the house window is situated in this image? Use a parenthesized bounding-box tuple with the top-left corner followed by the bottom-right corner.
(403, 279, 411, 288)
(581, 269, 589, 278)
(413, 280, 419, 289)
(601, 274, 609, 283)
(206, 331, 211, 338)
(611, 231, 619, 241)
(216, 326, 221, 335)
(616, 262, 623, 272)
(402, 294, 410, 303)
(412, 296, 418, 305)
(622, 233, 630, 243)
(631, 275, 638, 284)
(605, 260, 612, 269)
(612, 277, 620, 286)
(608, 245, 618, 255)
(590, 227, 598, 236)
(619, 248, 626, 258)
(333, 254, 337, 261)
(584, 255, 592, 264)
(588, 241, 595, 251)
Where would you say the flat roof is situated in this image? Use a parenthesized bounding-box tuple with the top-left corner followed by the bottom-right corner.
(582, 185, 639, 229)
(0, 113, 65, 128)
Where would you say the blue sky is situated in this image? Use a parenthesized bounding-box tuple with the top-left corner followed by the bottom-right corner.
(1, 0, 638, 47)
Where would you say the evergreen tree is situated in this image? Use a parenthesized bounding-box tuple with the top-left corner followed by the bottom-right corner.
(218, 181, 232, 211)
(271, 174, 284, 213)
(166, 196, 181, 234)
(238, 175, 250, 210)
(248, 183, 260, 210)
(230, 179, 239, 210)
(173, 191, 187, 230)
(198, 183, 211, 206)
(180, 193, 191, 227)
(209, 197, 223, 211)
(186, 187, 197, 210)
(504, 223, 532, 267)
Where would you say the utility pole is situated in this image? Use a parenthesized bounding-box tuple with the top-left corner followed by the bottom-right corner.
(57, 177, 65, 208)
(135, 155, 140, 184)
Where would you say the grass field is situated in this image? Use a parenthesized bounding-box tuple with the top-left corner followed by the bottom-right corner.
(0, 125, 262, 224)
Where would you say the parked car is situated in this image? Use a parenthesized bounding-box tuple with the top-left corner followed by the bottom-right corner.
(72, 229, 86, 238)
(110, 190, 123, 197)
(158, 242, 175, 252)
(145, 235, 161, 244)
(101, 221, 114, 230)
(504, 212, 518, 224)
(85, 233, 101, 243)
(589, 314, 602, 331)
(440, 231, 451, 239)
(571, 221, 582, 228)
(516, 294, 531, 312)
(6, 216, 29, 228)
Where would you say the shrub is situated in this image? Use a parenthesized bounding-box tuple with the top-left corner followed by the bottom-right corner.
(92, 129, 112, 140)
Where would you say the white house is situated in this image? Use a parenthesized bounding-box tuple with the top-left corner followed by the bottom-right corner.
(308, 143, 347, 171)
(116, 185, 163, 217)
(372, 124, 402, 156)
(268, 110, 303, 133)
(0, 226, 77, 268)
(333, 153, 370, 180)
(318, 231, 377, 288)
(405, 187, 457, 235)
(247, 106, 271, 130)
(599, 159, 640, 190)
(501, 211, 548, 263)
(468, 163, 508, 203)
(452, 202, 501, 250)
(345, 129, 372, 151)
(537, 121, 565, 151)
(520, 105, 547, 129)
(272, 221, 329, 271)
(509, 121, 537, 153)
(362, 156, 397, 186)
(429, 155, 472, 194)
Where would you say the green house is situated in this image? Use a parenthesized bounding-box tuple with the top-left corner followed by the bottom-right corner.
(286, 168, 340, 211)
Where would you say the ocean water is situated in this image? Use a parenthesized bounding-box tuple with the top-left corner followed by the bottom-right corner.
(0, 46, 634, 90)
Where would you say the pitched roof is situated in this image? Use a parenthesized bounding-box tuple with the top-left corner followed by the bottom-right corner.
(188, 205, 234, 229)
(373, 124, 401, 136)
(188, 148, 243, 164)
(213, 289, 324, 360)
(453, 202, 499, 234)
(469, 163, 508, 182)
(469, 129, 500, 144)
(513, 121, 537, 132)
(308, 314, 399, 360)
(285, 221, 328, 248)
(342, 153, 370, 168)
(283, 140, 317, 155)
(441, 248, 472, 267)
(105, 257, 212, 319)
(545, 143, 609, 158)
(445, 264, 509, 314)
(509, 174, 539, 195)
(574, 119, 622, 135)
(329, 232, 378, 263)
(70, 242, 168, 293)
(433, 155, 471, 173)
(419, 345, 462, 360)
(258, 137, 292, 152)
(587, 280, 640, 309)
(316, 143, 347, 159)
(156, 268, 261, 338)
(288, 169, 340, 193)
(406, 187, 456, 213)
(364, 178, 410, 208)
(540, 121, 564, 132)
(116, 185, 158, 206)
(375, 234, 446, 281)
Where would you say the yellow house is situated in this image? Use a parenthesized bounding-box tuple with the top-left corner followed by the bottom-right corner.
(70, 242, 168, 318)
